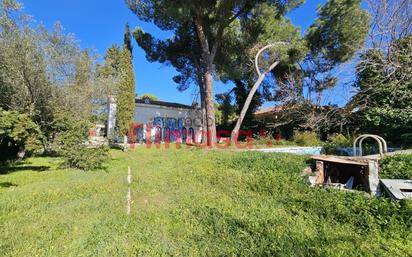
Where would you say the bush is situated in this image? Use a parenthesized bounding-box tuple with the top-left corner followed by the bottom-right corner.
(0, 109, 43, 161)
(60, 144, 110, 171)
(293, 131, 322, 146)
(401, 133, 412, 148)
(380, 154, 412, 179)
(54, 118, 109, 171)
(323, 133, 353, 154)
(253, 133, 295, 147)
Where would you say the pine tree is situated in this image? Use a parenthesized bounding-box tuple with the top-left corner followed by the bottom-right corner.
(353, 36, 412, 143)
(100, 44, 122, 96)
(115, 48, 135, 150)
(126, 0, 305, 146)
(101, 45, 122, 79)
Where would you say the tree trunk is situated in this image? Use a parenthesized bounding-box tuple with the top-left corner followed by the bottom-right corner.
(204, 71, 216, 146)
(231, 61, 280, 143)
(199, 82, 208, 144)
(195, 64, 208, 144)
(195, 17, 217, 147)
(17, 147, 26, 161)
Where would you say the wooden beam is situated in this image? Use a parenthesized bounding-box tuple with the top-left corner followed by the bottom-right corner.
(315, 161, 325, 184)
(311, 155, 369, 166)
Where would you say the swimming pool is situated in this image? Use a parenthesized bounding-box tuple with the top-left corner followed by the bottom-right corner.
(334, 147, 400, 156)
(256, 147, 323, 155)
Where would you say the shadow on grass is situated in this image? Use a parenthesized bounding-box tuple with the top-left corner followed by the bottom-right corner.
(0, 163, 50, 175)
(0, 182, 18, 188)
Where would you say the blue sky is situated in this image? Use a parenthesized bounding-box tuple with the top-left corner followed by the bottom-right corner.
(20, 0, 334, 106)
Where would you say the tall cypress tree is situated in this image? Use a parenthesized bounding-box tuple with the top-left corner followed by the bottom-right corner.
(124, 23, 133, 57)
(115, 48, 135, 149)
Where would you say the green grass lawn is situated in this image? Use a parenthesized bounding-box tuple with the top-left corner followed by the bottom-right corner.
(1, 147, 411, 256)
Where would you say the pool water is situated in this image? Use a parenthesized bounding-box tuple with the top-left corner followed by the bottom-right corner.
(256, 147, 401, 156)
(256, 147, 323, 155)
(334, 147, 400, 156)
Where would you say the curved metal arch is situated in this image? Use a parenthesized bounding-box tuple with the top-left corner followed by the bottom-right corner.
(359, 136, 383, 157)
(354, 135, 382, 156)
(353, 134, 388, 157)
(375, 135, 388, 153)
(360, 135, 387, 155)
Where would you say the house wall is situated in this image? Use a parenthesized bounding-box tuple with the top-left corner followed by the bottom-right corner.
(107, 99, 204, 143)
(132, 103, 203, 143)
(134, 103, 202, 127)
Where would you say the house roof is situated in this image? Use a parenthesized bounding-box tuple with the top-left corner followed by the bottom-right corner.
(254, 103, 346, 119)
(254, 106, 287, 118)
(254, 106, 285, 116)
(135, 98, 196, 110)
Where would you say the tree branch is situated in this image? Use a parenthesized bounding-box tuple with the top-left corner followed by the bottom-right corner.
(210, 3, 250, 63)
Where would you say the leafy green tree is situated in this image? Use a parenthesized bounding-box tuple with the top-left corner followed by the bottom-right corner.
(51, 47, 103, 135)
(306, 0, 370, 67)
(65, 49, 95, 119)
(303, 0, 370, 98)
(115, 48, 135, 149)
(98, 44, 123, 102)
(0, 1, 91, 143)
(298, 0, 370, 102)
(216, 92, 237, 127)
(216, 3, 304, 130)
(103, 45, 122, 77)
(228, 0, 369, 138)
(138, 93, 158, 101)
(126, 0, 304, 146)
(0, 2, 53, 132)
(353, 35, 412, 143)
(0, 0, 110, 165)
(214, 103, 223, 127)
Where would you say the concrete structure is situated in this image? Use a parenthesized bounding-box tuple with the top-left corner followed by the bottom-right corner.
(107, 96, 117, 139)
(380, 179, 412, 200)
(107, 97, 203, 144)
(309, 148, 412, 197)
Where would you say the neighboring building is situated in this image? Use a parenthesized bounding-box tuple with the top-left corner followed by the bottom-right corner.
(254, 103, 347, 139)
(254, 106, 287, 121)
(107, 97, 203, 144)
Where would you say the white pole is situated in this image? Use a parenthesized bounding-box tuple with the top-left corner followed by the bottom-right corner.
(127, 166, 132, 215)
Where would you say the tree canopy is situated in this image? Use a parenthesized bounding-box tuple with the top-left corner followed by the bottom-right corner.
(0, 108, 42, 161)
(138, 94, 158, 101)
(0, 0, 110, 166)
(352, 35, 412, 144)
(126, 0, 305, 145)
(115, 48, 136, 138)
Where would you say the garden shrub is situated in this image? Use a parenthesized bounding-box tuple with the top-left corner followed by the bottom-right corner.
(293, 130, 322, 146)
(380, 154, 412, 179)
(401, 133, 412, 148)
(0, 109, 43, 161)
(323, 133, 353, 154)
(253, 133, 295, 147)
(54, 118, 109, 171)
(60, 143, 110, 171)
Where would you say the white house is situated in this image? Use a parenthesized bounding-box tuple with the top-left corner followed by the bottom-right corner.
(107, 97, 203, 144)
